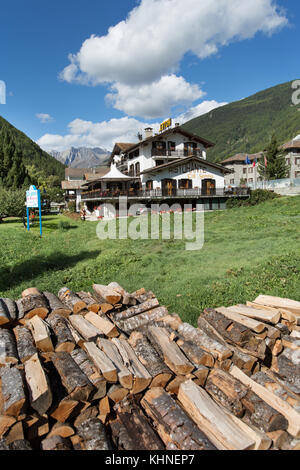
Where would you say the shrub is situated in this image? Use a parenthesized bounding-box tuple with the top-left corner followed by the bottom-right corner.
(67, 201, 76, 213)
(57, 220, 71, 231)
(227, 189, 279, 209)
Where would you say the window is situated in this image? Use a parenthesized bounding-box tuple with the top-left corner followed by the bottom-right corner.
(248, 178, 253, 183)
(243, 168, 247, 174)
(135, 162, 140, 175)
(296, 158, 300, 166)
(179, 179, 192, 189)
(184, 142, 197, 156)
(156, 160, 164, 166)
(129, 164, 134, 176)
(286, 158, 290, 165)
(248, 167, 253, 174)
(295, 171, 300, 178)
(168, 141, 176, 153)
(230, 179, 235, 184)
(146, 180, 153, 190)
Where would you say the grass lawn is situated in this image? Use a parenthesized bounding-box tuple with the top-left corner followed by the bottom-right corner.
(1, 196, 300, 326)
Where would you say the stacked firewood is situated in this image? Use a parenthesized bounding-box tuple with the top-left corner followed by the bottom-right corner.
(0, 284, 299, 451)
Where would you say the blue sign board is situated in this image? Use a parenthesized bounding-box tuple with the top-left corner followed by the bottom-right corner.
(26, 185, 42, 237)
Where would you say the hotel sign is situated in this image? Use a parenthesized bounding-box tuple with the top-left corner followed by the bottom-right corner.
(160, 118, 172, 132)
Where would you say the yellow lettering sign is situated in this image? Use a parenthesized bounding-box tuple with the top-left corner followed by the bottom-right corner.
(160, 118, 172, 132)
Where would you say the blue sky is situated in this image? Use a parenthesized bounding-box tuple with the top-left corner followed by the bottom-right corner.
(0, 0, 299, 151)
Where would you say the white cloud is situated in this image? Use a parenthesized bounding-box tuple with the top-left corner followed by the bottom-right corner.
(60, 0, 287, 87)
(36, 113, 54, 123)
(106, 75, 205, 119)
(37, 99, 226, 152)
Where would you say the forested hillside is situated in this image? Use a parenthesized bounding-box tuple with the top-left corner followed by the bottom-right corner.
(182, 80, 300, 162)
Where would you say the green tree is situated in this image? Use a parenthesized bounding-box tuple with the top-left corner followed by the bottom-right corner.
(0, 188, 27, 226)
(257, 134, 289, 181)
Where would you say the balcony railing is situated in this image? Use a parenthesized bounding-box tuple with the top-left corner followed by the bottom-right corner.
(81, 187, 250, 200)
(151, 149, 204, 158)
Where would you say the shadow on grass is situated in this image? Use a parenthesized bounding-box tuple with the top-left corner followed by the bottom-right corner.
(0, 250, 100, 291)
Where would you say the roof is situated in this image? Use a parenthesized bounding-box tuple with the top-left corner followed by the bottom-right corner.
(81, 164, 139, 188)
(281, 139, 300, 151)
(61, 180, 84, 190)
(65, 167, 109, 179)
(122, 126, 215, 155)
(140, 156, 232, 176)
(84, 168, 109, 181)
(220, 152, 263, 165)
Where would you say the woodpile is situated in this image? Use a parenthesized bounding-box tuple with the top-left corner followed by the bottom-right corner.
(0, 287, 299, 451)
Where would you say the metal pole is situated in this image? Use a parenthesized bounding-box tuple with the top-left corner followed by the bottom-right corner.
(38, 189, 42, 237)
(26, 206, 30, 231)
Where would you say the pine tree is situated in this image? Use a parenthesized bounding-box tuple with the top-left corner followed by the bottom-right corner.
(258, 134, 290, 180)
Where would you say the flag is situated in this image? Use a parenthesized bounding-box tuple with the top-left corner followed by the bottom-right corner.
(253, 158, 257, 167)
(264, 156, 268, 167)
(244, 155, 251, 165)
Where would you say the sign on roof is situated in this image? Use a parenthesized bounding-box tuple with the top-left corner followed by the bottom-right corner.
(160, 118, 172, 133)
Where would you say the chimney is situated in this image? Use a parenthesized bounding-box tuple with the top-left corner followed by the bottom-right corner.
(175, 123, 180, 127)
(144, 127, 153, 139)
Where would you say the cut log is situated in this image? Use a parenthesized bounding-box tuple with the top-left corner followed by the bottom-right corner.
(13, 325, 37, 363)
(22, 287, 42, 297)
(222, 410, 272, 450)
(291, 330, 300, 339)
(178, 322, 232, 361)
(0, 438, 9, 450)
(96, 338, 132, 389)
(108, 282, 137, 306)
(98, 396, 110, 417)
(113, 395, 164, 450)
(46, 313, 75, 353)
(204, 308, 266, 360)
(107, 384, 128, 403)
(70, 349, 106, 400)
(230, 304, 281, 325)
(253, 295, 300, 325)
(48, 422, 75, 439)
(66, 321, 84, 347)
(76, 291, 100, 313)
(58, 287, 86, 314)
(73, 405, 98, 428)
(145, 326, 194, 376)
(282, 335, 300, 351)
(177, 380, 255, 450)
(19, 293, 49, 321)
(9, 439, 32, 450)
(51, 352, 94, 402)
(0, 366, 26, 418)
(43, 291, 72, 317)
(230, 365, 300, 438)
(50, 398, 79, 423)
(83, 342, 117, 383)
(68, 314, 103, 342)
(0, 329, 18, 366)
(128, 331, 172, 388)
(24, 353, 52, 415)
(41, 435, 72, 450)
(76, 417, 111, 450)
(92, 284, 121, 305)
(272, 347, 300, 394)
(24, 414, 49, 440)
(193, 365, 210, 387)
(111, 298, 159, 322)
(5, 420, 24, 444)
(0, 299, 11, 326)
(176, 338, 214, 368)
(115, 306, 169, 334)
(2, 299, 18, 322)
(112, 338, 152, 393)
(27, 315, 54, 352)
(0, 415, 16, 438)
(141, 387, 216, 450)
(131, 289, 155, 304)
(84, 311, 118, 338)
(16, 299, 24, 322)
(215, 307, 266, 333)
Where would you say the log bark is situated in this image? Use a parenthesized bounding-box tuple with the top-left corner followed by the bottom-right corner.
(51, 352, 94, 402)
(19, 293, 49, 321)
(58, 287, 86, 314)
(76, 417, 111, 450)
(228, 304, 281, 325)
(46, 313, 75, 353)
(131, 289, 155, 304)
(141, 387, 217, 450)
(27, 315, 54, 352)
(5, 420, 24, 444)
(24, 414, 49, 440)
(230, 365, 300, 438)
(0, 366, 26, 418)
(115, 306, 169, 335)
(113, 395, 164, 450)
(0, 329, 19, 365)
(76, 291, 100, 313)
(83, 342, 117, 383)
(178, 322, 232, 361)
(128, 331, 172, 388)
(97, 338, 132, 389)
(16, 299, 24, 322)
(107, 384, 128, 403)
(177, 380, 255, 450)
(253, 295, 300, 324)
(0, 299, 11, 326)
(272, 347, 300, 394)
(2, 299, 18, 322)
(108, 282, 136, 306)
(84, 311, 118, 338)
(68, 314, 104, 342)
(111, 298, 159, 322)
(24, 353, 52, 415)
(43, 291, 72, 317)
(70, 349, 106, 400)
(176, 337, 214, 368)
(9, 439, 32, 450)
(112, 338, 152, 393)
(0, 415, 16, 438)
(92, 284, 121, 305)
(41, 435, 72, 450)
(13, 325, 37, 363)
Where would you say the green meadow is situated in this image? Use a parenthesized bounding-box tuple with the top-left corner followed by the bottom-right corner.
(1, 196, 300, 326)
